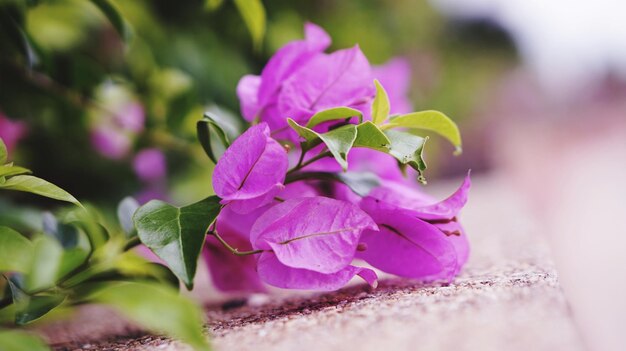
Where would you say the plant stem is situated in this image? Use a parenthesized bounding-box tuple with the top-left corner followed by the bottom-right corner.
(123, 236, 142, 251)
(285, 171, 337, 184)
(207, 231, 263, 256)
(287, 151, 332, 175)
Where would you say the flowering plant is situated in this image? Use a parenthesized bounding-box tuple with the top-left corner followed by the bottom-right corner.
(136, 23, 470, 293)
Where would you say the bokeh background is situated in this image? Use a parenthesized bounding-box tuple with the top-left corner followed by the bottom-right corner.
(1, 1, 625, 350)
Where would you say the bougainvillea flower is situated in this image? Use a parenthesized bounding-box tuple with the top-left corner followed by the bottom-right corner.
(356, 174, 472, 280)
(368, 172, 471, 221)
(203, 205, 267, 293)
(90, 125, 132, 160)
(212, 122, 288, 212)
(236, 23, 374, 138)
(237, 23, 330, 123)
(0, 112, 27, 154)
(372, 57, 413, 115)
(114, 102, 145, 133)
(256, 252, 377, 291)
(133, 148, 167, 182)
(358, 198, 465, 281)
(250, 197, 377, 274)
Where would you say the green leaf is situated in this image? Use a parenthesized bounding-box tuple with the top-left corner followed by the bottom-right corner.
(0, 226, 33, 273)
(93, 282, 210, 351)
(385, 130, 428, 184)
(383, 110, 462, 154)
(288, 119, 357, 171)
(25, 235, 63, 291)
(0, 165, 31, 178)
(197, 114, 231, 164)
(305, 107, 363, 129)
(117, 197, 139, 237)
(8, 278, 65, 325)
(90, 0, 131, 41)
(233, 0, 266, 50)
(353, 121, 391, 152)
(371, 79, 390, 125)
(0, 138, 6, 164)
(0, 330, 50, 351)
(64, 208, 109, 249)
(336, 172, 381, 197)
(133, 196, 222, 289)
(0, 175, 81, 206)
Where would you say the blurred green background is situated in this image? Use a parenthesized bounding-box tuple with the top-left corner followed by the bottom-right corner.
(0, 0, 515, 213)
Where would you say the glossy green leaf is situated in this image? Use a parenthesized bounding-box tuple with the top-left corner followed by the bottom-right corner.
(94, 282, 210, 351)
(336, 171, 381, 197)
(288, 119, 357, 171)
(133, 196, 222, 289)
(117, 197, 139, 237)
(385, 130, 428, 184)
(0, 330, 50, 351)
(197, 114, 231, 164)
(25, 235, 63, 291)
(64, 208, 109, 249)
(0, 138, 6, 164)
(90, 0, 131, 41)
(371, 79, 390, 125)
(0, 165, 31, 178)
(0, 175, 80, 206)
(305, 107, 363, 128)
(383, 110, 462, 154)
(233, 0, 266, 50)
(354, 121, 391, 152)
(8, 278, 65, 325)
(0, 226, 33, 273)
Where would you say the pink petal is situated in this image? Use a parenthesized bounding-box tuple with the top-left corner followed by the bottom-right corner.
(410, 172, 471, 221)
(278, 45, 375, 124)
(372, 57, 413, 114)
(203, 238, 266, 293)
(358, 197, 459, 281)
(90, 126, 131, 160)
(203, 205, 268, 293)
(133, 148, 167, 182)
(237, 75, 262, 121)
(0, 113, 27, 153)
(250, 197, 377, 273)
(115, 102, 145, 133)
(212, 123, 288, 203)
(258, 23, 331, 108)
(256, 252, 377, 291)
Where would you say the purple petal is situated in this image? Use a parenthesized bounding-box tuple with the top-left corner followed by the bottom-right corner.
(256, 252, 377, 291)
(0, 113, 27, 154)
(133, 148, 167, 182)
(368, 172, 471, 221)
(114, 102, 145, 133)
(409, 172, 471, 220)
(203, 205, 268, 293)
(212, 123, 288, 202)
(250, 197, 377, 273)
(372, 58, 413, 114)
(237, 75, 262, 121)
(228, 184, 283, 214)
(90, 126, 131, 159)
(204, 238, 266, 293)
(278, 45, 375, 124)
(358, 197, 459, 281)
(257, 23, 331, 108)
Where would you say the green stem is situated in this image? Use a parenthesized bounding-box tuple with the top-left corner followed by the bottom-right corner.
(208, 231, 263, 256)
(287, 151, 332, 175)
(123, 236, 141, 251)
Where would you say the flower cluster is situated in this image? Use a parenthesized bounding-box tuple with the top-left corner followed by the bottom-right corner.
(201, 23, 470, 292)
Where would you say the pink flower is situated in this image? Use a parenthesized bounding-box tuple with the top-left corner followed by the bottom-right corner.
(237, 23, 375, 139)
(357, 174, 471, 281)
(212, 123, 288, 213)
(90, 125, 132, 160)
(0, 112, 27, 154)
(250, 197, 378, 290)
(133, 148, 167, 182)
